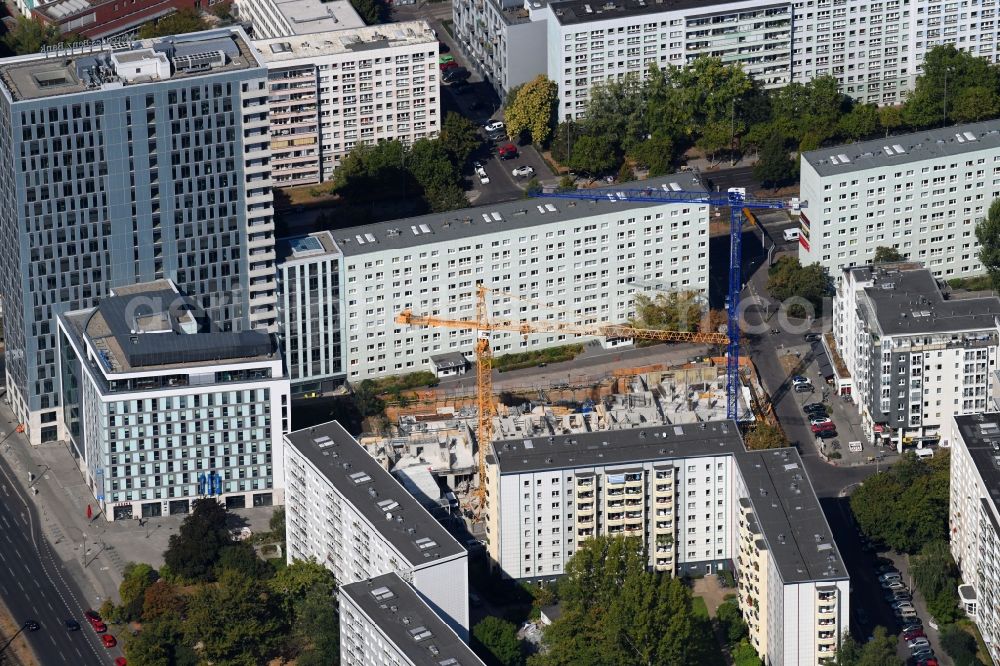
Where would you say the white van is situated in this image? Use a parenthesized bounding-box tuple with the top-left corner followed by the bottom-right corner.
(915, 447, 934, 459)
(783, 228, 800, 242)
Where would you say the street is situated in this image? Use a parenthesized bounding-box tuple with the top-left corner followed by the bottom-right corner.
(0, 452, 108, 666)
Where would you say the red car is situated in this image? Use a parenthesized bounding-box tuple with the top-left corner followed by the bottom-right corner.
(440, 60, 458, 71)
(498, 143, 518, 160)
(903, 629, 926, 641)
(115, 658, 128, 666)
(810, 422, 836, 433)
(84, 610, 101, 624)
(101, 634, 117, 648)
(91, 620, 107, 634)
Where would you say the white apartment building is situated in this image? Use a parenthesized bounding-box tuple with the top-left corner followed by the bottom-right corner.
(339, 174, 710, 381)
(833, 264, 1000, 450)
(946, 413, 1000, 666)
(284, 420, 470, 639)
(456, 0, 1000, 118)
(276, 232, 344, 394)
(255, 24, 440, 186)
(339, 572, 486, 666)
(734, 449, 850, 666)
(235, 0, 364, 39)
(485, 422, 744, 580)
(800, 119, 1000, 278)
(56, 281, 289, 521)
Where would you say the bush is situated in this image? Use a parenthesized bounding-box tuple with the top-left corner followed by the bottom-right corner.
(716, 600, 747, 644)
(940, 624, 986, 666)
(947, 275, 995, 292)
(493, 344, 584, 372)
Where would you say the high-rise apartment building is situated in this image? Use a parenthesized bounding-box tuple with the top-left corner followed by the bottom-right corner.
(799, 120, 1000, 277)
(276, 231, 343, 394)
(0, 28, 276, 444)
(254, 23, 440, 186)
(832, 264, 1000, 450)
(456, 0, 1000, 116)
(56, 280, 289, 521)
(946, 413, 1000, 666)
(284, 420, 470, 639)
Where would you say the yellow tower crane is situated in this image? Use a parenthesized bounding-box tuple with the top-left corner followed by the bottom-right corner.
(394, 285, 730, 509)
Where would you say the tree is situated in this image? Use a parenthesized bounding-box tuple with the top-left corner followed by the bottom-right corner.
(911, 540, 961, 623)
(184, 569, 287, 666)
(125, 617, 197, 666)
(142, 580, 187, 623)
(138, 8, 209, 39)
(951, 86, 1000, 124)
(766, 257, 830, 317)
(119, 562, 159, 621)
(940, 624, 986, 666)
(630, 291, 705, 333)
(838, 104, 880, 141)
(531, 536, 716, 666)
(849, 452, 951, 553)
(878, 106, 903, 138)
(269, 506, 286, 538)
(697, 120, 739, 163)
(731, 640, 762, 666)
(163, 498, 231, 582)
(294, 585, 341, 666)
(209, 0, 235, 21)
(270, 559, 338, 617)
(472, 617, 523, 666)
(352, 380, 386, 417)
(903, 45, 1000, 128)
(716, 599, 748, 644)
(439, 112, 481, 169)
(504, 76, 558, 146)
(873, 246, 906, 263)
(835, 626, 903, 666)
(217, 542, 273, 580)
(744, 423, 788, 451)
(1, 17, 80, 57)
(976, 197, 1000, 290)
(347, 0, 387, 23)
(628, 131, 674, 176)
(754, 131, 796, 189)
(567, 133, 621, 176)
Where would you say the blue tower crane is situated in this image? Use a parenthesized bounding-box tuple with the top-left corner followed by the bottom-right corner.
(536, 184, 803, 421)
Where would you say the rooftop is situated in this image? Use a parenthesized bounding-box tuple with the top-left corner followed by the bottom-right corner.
(276, 230, 340, 264)
(429, 352, 468, 370)
(735, 448, 848, 584)
(340, 573, 485, 666)
(255, 21, 436, 61)
(285, 420, 466, 565)
(546, 0, 777, 25)
(848, 265, 1000, 336)
(0, 29, 261, 102)
(488, 420, 745, 474)
(952, 413, 1000, 515)
(803, 119, 1000, 177)
(334, 174, 708, 257)
(266, 0, 364, 35)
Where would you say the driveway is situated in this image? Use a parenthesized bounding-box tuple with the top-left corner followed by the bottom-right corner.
(883, 551, 949, 665)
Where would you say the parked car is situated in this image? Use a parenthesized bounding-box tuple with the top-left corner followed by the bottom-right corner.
(439, 54, 455, 64)
(101, 634, 117, 648)
(498, 143, 518, 160)
(816, 429, 838, 439)
(440, 60, 458, 71)
(792, 375, 810, 385)
(878, 572, 902, 582)
(804, 402, 826, 412)
(65, 619, 80, 631)
(484, 121, 504, 133)
(794, 383, 814, 393)
(84, 610, 102, 624)
(811, 423, 836, 433)
(804, 332, 822, 342)
(115, 658, 128, 666)
(512, 166, 535, 177)
(908, 637, 930, 649)
(892, 601, 915, 611)
(805, 405, 827, 414)
(443, 67, 470, 83)
(91, 620, 107, 633)
(809, 417, 832, 425)
(911, 648, 935, 661)
(917, 659, 939, 666)
(903, 628, 926, 641)
(897, 609, 919, 619)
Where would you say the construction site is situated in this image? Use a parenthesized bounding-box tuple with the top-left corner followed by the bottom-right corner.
(359, 357, 765, 526)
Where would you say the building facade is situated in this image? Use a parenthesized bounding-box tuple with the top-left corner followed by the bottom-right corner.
(339, 174, 710, 381)
(56, 280, 289, 521)
(734, 449, 850, 666)
(276, 231, 344, 394)
(800, 120, 1000, 278)
(234, 0, 364, 39)
(339, 573, 486, 666)
(31, 0, 201, 39)
(0, 28, 276, 444)
(833, 264, 1000, 450)
(255, 23, 440, 186)
(946, 413, 1000, 666)
(485, 422, 743, 580)
(284, 420, 470, 639)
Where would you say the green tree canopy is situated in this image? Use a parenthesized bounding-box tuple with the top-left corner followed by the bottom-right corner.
(1, 17, 80, 57)
(567, 133, 621, 176)
(119, 562, 159, 621)
(138, 8, 209, 39)
(753, 131, 797, 189)
(836, 627, 904, 666)
(903, 45, 1000, 128)
(849, 451, 950, 553)
(766, 257, 830, 317)
(629, 291, 705, 333)
(504, 75, 559, 146)
(472, 617, 523, 666)
(530, 536, 716, 666)
(163, 498, 231, 582)
(125, 617, 197, 666)
(837, 104, 880, 141)
(976, 197, 1000, 290)
(439, 112, 482, 169)
(940, 624, 986, 666)
(873, 246, 906, 263)
(347, 0, 388, 23)
(744, 423, 788, 451)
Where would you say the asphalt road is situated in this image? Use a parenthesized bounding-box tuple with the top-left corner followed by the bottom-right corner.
(0, 453, 109, 666)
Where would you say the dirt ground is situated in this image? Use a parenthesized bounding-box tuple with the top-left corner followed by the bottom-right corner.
(692, 575, 732, 618)
(0, 598, 37, 666)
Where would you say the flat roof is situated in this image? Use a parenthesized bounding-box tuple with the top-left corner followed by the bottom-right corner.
(335, 174, 708, 258)
(341, 573, 485, 666)
(852, 266, 1000, 336)
(547, 0, 785, 25)
(60, 281, 276, 373)
(735, 448, 848, 584)
(0, 28, 261, 102)
(952, 414, 1000, 516)
(285, 420, 466, 564)
(254, 21, 436, 62)
(276, 230, 340, 264)
(803, 119, 1000, 177)
(488, 420, 745, 474)
(430, 352, 468, 370)
(268, 0, 364, 35)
